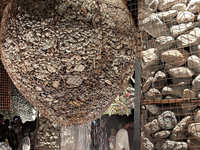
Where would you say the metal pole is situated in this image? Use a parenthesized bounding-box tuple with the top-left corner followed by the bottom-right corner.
(133, 59, 141, 150)
(34, 112, 39, 150)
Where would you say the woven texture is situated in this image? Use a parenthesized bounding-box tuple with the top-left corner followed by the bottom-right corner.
(0, 0, 136, 126)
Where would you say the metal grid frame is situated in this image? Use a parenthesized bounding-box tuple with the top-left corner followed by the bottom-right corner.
(138, 0, 200, 149)
(0, 60, 11, 110)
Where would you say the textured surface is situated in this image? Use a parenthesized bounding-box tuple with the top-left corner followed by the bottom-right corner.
(139, 0, 200, 149)
(0, 0, 136, 126)
(0, 82, 37, 123)
(36, 115, 60, 150)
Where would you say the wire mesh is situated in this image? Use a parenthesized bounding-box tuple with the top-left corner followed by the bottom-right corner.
(127, 0, 139, 27)
(0, 60, 11, 110)
(0, 0, 137, 126)
(35, 114, 60, 150)
(0, 0, 11, 111)
(138, 0, 200, 149)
